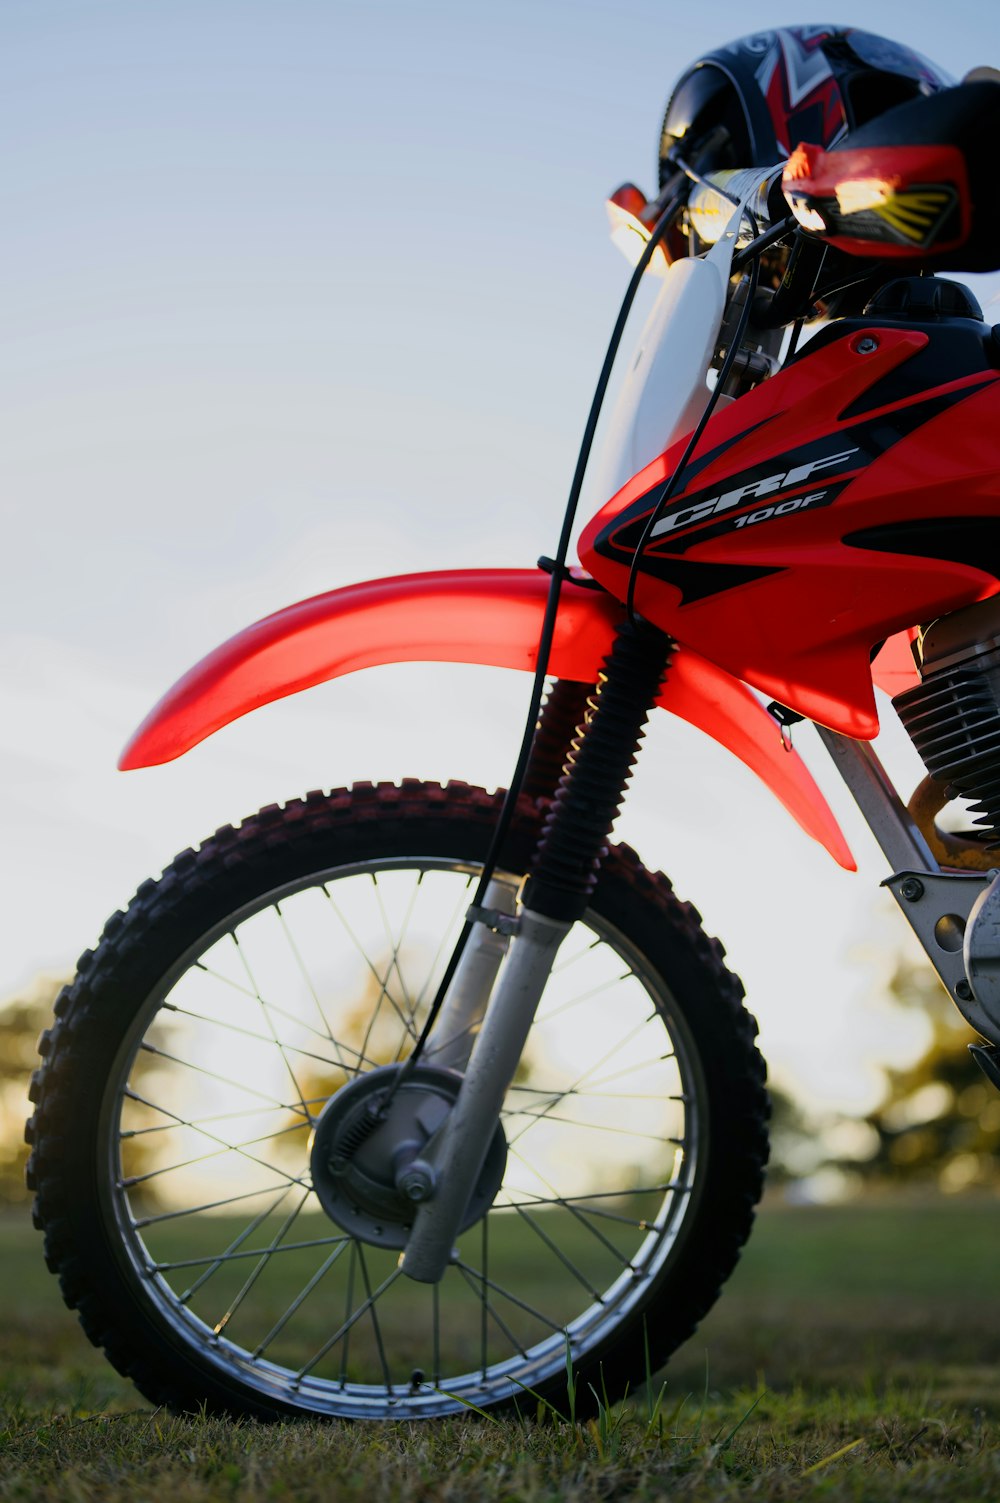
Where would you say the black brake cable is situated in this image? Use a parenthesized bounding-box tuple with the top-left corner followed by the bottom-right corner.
(394, 189, 686, 1080)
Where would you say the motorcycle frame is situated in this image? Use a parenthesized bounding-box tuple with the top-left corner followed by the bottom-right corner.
(816, 727, 994, 1041)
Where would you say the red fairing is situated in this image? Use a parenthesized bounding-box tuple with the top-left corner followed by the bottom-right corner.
(580, 327, 1000, 737)
(120, 568, 854, 870)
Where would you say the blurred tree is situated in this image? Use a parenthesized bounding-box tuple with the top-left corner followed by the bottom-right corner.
(859, 956, 1000, 1191)
(766, 1083, 822, 1184)
(0, 974, 65, 1205)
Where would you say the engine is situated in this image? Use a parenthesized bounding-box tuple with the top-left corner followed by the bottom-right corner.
(893, 597, 1000, 846)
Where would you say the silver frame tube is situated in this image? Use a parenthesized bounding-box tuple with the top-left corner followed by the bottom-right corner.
(815, 726, 938, 872)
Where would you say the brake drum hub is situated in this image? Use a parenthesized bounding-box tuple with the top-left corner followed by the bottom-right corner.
(309, 1064, 507, 1250)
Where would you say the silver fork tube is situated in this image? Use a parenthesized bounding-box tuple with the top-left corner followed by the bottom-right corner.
(422, 877, 519, 1072)
(399, 906, 570, 1284)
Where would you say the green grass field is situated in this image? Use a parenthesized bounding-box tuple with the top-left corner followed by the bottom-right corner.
(4, 1195, 1000, 1500)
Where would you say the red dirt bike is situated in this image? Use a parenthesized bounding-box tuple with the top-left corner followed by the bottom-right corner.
(26, 33, 1000, 1420)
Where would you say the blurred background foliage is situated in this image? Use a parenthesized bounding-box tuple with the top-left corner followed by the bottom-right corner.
(860, 956, 1000, 1192)
(0, 974, 64, 1205)
(761, 953, 1000, 1198)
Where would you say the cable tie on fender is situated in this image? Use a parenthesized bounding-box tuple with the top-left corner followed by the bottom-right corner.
(767, 700, 805, 754)
(766, 700, 805, 727)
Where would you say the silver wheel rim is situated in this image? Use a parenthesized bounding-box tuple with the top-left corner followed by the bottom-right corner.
(100, 856, 707, 1417)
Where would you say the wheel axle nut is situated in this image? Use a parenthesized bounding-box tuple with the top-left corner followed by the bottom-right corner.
(396, 1160, 436, 1202)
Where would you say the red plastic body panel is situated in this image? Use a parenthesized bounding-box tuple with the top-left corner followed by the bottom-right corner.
(120, 568, 855, 870)
(580, 328, 1000, 737)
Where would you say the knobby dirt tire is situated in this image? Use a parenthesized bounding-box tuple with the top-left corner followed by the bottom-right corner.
(27, 781, 769, 1421)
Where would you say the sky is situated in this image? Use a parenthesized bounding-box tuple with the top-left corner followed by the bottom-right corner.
(5, 0, 1000, 1116)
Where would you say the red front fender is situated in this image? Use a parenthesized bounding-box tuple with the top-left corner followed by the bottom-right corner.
(121, 568, 855, 870)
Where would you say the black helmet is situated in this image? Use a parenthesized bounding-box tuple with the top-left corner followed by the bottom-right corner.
(658, 25, 954, 187)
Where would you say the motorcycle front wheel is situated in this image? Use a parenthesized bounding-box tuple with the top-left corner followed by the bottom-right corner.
(27, 781, 768, 1420)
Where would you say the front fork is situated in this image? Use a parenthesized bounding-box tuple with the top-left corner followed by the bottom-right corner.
(400, 622, 673, 1283)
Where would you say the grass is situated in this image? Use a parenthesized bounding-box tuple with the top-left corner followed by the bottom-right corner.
(4, 1194, 1000, 1499)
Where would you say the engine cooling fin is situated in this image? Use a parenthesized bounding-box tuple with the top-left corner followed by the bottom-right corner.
(894, 657, 1000, 844)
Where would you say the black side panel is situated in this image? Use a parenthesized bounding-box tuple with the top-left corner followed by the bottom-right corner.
(844, 518, 1000, 582)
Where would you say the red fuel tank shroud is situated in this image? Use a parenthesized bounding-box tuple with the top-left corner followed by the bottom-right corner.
(579, 327, 1000, 737)
(120, 568, 855, 870)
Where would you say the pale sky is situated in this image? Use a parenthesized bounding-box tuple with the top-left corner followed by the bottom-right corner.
(6, 0, 1000, 1113)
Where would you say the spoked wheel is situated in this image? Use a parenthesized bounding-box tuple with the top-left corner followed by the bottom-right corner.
(27, 782, 768, 1420)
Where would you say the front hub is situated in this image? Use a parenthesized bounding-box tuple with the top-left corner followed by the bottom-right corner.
(309, 1064, 507, 1249)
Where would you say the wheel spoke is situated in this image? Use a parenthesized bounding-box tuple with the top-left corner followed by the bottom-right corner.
(510, 1205, 602, 1300)
(414, 873, 475, 1011)
(355, 1243, 394, 1391)
(295, 1263, 403, 1380)
(432, 1280, 441, 1386)
(121, 1100, 311, 1139)
(134, 1182, 306, 1228)
(480, 1212, 489, 1376)
(321, 886, 419, 1053)
(583, 1054, 678, 1093)
(533, 968, 635, 1025)
(191, 963, 386, 1071)
(230, 932, 311, 1120)
(454, 1259, 565, 1334)
(210, 1191, 313, 1337)
(119, 1107, 311, 1190)
(371, 871, 421, 1034)
(338, 1242, 358, 1388)
(273, 902, 352, 1071)
(161, 1001, 354, 1080)
(161, 1230, 352, 1276)
(136, 1043, 305, 1114)
(175, 1184, 295, 1303)
(505, 1104, 682, 1145)
(504, 1012, 663, 1149)
(501, 1085, 683, 1112)
(549, 935, 602, 975)
(457, 1259, 528, 1359)
(252, 1240, 352, 1359)
(506, 1143, 633, 1266)
(498, 1181, 688, 1226)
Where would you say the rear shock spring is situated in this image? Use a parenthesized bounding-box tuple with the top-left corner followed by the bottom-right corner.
(523, 621, 673, 922)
